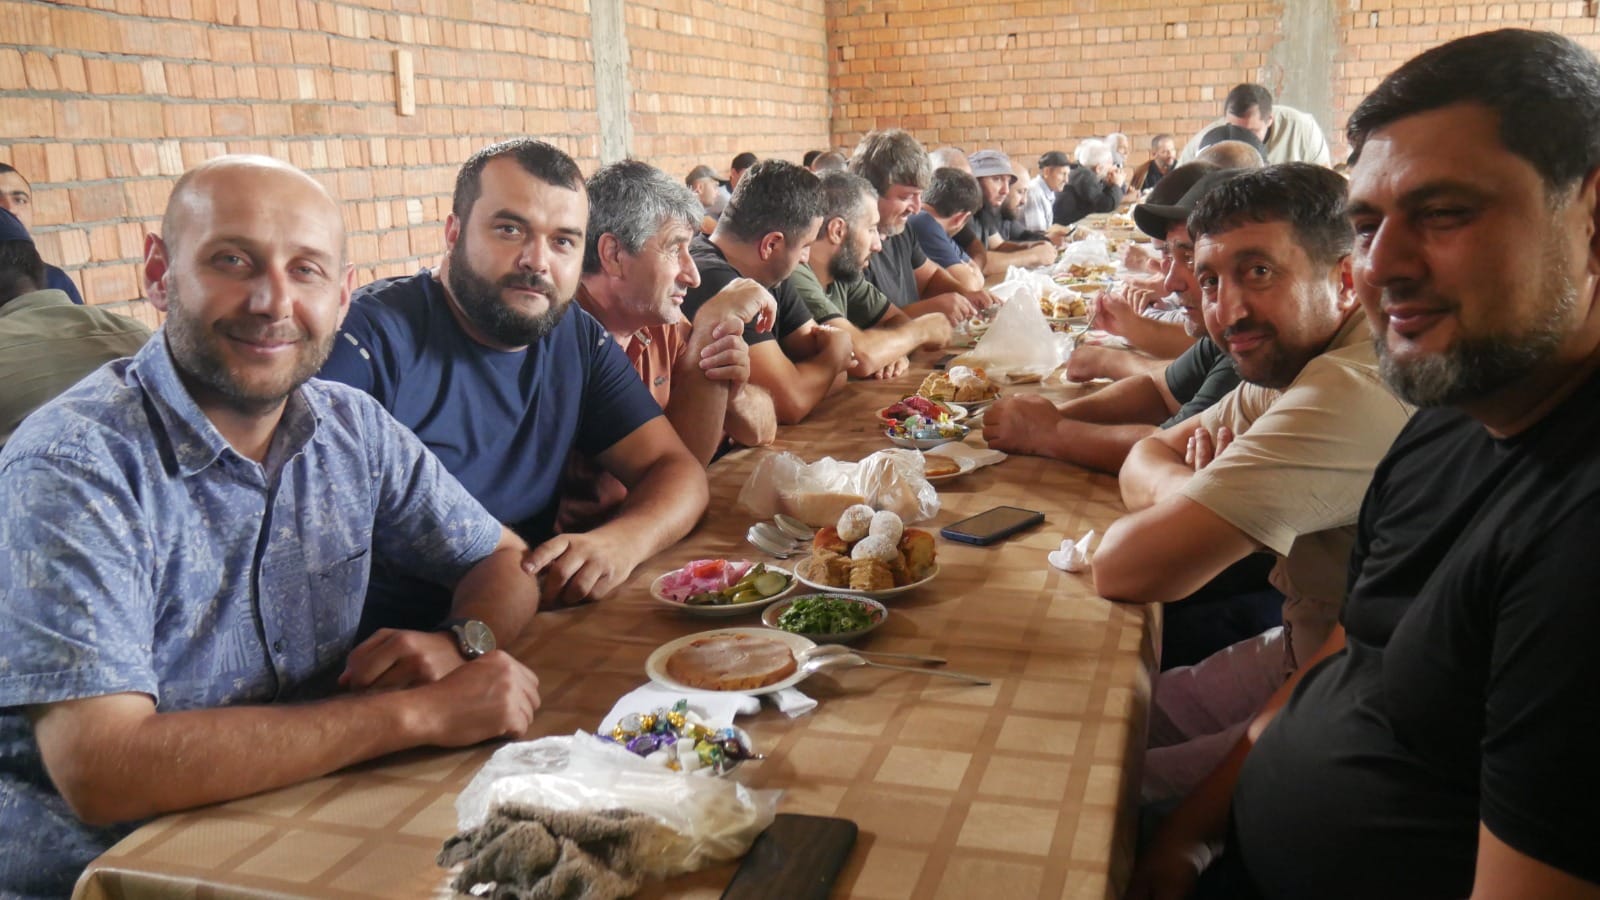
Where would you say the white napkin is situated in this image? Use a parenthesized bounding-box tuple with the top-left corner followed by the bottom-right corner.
(1048, 529, 1097, 573)
(600, 682, 759, 733)
(766, 687, 817, 717)
(924, 441, 1007, 470)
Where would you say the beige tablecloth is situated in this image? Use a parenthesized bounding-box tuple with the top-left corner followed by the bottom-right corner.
(76, 362, 1156, 900)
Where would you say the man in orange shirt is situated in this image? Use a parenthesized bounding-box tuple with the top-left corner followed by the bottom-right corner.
(560, 160, 778, 531)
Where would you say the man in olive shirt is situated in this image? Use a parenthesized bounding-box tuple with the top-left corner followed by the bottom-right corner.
(790, 172, 952, 379)
(0, 209, 149, 445)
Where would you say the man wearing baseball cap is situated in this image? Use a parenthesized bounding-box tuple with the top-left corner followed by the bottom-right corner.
(984, 162, 1241, 476)
(959, 149, 1055, 277)
(0, 208, 149, 446)
(1021, 150, 1071, 233)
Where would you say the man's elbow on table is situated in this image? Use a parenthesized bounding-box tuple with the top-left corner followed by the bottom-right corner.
(1093, 519, 1174, 604)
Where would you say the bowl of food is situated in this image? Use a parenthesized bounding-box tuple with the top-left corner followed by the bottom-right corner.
(876, 395, 967, 425)
(651, 559, 795, 616)
(763, 594, 887, 644)
(885, 419, 970, 450)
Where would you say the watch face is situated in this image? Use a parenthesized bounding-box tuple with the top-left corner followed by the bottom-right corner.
(461, 619, 496, 654)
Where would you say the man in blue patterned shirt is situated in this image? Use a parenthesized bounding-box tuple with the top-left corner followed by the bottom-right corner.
(0, 156, 543, 898)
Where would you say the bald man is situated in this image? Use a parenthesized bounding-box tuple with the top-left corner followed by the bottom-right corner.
(0, 156, 542, 897)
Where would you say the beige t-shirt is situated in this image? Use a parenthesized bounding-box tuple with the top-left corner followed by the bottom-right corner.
(1180, 312, 1413, 670)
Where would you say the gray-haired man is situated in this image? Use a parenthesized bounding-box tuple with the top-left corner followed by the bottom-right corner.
(561, 160, 780, 530)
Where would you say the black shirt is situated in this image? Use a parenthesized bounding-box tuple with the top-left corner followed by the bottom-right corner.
(1233, 369, 1600, 898)
(683, 234, 814, 345)
(863, 228, 927, 308)
(1161, 336, 1239, 427)
(1052, 165, 1125, 226)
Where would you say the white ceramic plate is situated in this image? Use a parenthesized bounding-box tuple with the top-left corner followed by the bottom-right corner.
(649, 563, 796, 618)
(762, 594, 887, 644)
(792, 558, 941, 600)
(886, 425, 970, 450)
(923, 455, 977, 483)
(645, 627, 818, 696)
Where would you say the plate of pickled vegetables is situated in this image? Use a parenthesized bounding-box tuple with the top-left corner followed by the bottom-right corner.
(650, 559, 796, 617)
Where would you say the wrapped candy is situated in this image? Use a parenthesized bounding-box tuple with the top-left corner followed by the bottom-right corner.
(599, 699, 756, 776)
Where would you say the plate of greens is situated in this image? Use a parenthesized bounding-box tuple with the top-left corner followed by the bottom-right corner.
(762, 594, 887, 644)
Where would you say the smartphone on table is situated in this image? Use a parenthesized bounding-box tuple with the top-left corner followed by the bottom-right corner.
(940, 505, 1045, 546)
(721, 814, 858, 900)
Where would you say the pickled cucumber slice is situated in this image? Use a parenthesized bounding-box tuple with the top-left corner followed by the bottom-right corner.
(752, 571, 789, 596)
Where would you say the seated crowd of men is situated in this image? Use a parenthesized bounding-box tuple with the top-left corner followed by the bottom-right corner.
(0, 32, 1596, 900)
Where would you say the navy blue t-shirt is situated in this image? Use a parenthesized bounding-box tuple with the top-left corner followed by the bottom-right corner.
(45, 264, 82, 305)
(318, 269, 662, 632)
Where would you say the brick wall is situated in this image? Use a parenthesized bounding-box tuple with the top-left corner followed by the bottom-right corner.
(0, 0, 829, 316)
(628, 0, 832, 184)
(829, 0, 1600, 173)
(1334, 2, 1600, 160)
(8, 0, 1600, 319)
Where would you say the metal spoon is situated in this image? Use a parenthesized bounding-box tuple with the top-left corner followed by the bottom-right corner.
(801, 644, 947, 666)
(746, 525, 798, 559)
(752, 521, 803, 549)
(772, 514, 817, 542)
(798, 649, 989, 685)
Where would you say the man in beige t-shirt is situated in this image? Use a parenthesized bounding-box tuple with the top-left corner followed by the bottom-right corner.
(1093, 164, 1413, 803)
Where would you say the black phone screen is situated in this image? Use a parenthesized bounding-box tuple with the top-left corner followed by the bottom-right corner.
(941, 506, 1045, 545)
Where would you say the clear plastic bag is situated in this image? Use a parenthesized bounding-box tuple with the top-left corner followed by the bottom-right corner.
(737, 450, 940, 525)
(456, 734, 781, 879)
(962, 289, 1070, 377)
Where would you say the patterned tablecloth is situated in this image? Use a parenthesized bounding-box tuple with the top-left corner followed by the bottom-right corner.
(75, 361, 1156, 900)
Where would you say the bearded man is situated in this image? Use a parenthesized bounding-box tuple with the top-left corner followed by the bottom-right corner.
(319, 139, 708, 620)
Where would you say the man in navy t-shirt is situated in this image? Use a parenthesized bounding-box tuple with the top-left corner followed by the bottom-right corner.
(319, 139, 709, 626)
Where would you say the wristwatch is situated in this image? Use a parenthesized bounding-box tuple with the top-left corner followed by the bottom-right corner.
(438, 618, 496, 660)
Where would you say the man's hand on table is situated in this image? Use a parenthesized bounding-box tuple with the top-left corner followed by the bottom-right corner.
(867, 355, 910, 380)
(414, 651, 542, 746)
(915, 313, 954, 350)
(922, 292, 977, 326)
(523, 530, 641, 607)
(982, 394, 1062, 456)
(340, 628, 466, 690)
(1185, 425, 1233, 471)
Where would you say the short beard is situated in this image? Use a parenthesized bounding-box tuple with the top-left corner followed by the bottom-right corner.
(1377, 250, 1578, 407)
(447, 238, 570, 346)
(828, 229, 865, 282)
(163, 282, 329, 416)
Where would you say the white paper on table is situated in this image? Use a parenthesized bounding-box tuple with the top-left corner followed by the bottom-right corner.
(1047, 529, 1097, 573)
(925, 441, 1007, 470)
(766, 687, 817, 717)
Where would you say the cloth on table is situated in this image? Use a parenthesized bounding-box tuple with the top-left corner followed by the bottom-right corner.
(438, 803, 670, 900)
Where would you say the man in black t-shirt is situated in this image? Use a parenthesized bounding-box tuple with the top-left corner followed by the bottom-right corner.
(850, 129, 992, 325)
(1132, 29, 1600, 900)
(680, 159, 852, 425)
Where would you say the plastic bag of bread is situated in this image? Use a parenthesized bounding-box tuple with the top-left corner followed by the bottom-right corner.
(738, 450, 939, 526)
(855, 449, 939, 524)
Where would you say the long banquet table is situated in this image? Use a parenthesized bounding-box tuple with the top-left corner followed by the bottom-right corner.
(74, 358, 1158, 900)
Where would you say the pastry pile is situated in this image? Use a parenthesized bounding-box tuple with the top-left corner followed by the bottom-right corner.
(810, 505, 936, 592)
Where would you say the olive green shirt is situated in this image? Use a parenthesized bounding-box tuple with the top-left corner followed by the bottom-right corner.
(0, 290, 152, 446)
(789, 263, 891, 330)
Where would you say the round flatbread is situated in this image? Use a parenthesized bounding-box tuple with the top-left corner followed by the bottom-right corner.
(665, 632, 798, 691)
